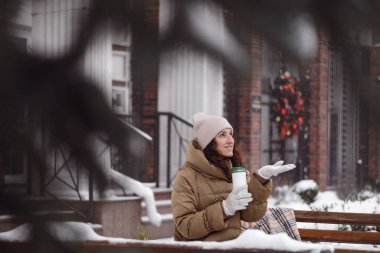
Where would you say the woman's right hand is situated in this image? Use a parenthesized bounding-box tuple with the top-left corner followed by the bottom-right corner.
(222, 186, 252, 216)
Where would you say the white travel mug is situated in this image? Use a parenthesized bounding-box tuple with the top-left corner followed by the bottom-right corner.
(232, 167, 248, 192)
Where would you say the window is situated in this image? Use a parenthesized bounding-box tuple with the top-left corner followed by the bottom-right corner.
(111, 44, 132, 115)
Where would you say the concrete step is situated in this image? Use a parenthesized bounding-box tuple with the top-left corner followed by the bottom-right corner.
(140, 213, 174, 240)
(151, 188, 172, 201)
(140, 187, 172, 218)
(140, 187, 173, 239)
(21, 197, 89, 214)
(141, 199, 172, 217)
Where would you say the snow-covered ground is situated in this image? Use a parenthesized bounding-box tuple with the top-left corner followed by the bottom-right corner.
(0, 179, 379, 252)
(268, 179, 380, 251)
(269, 179, 380, 221)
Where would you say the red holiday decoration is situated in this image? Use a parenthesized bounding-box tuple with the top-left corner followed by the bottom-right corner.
(271, 72, 304, 140)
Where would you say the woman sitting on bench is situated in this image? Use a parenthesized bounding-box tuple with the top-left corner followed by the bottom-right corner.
(171, 112, 300, 242)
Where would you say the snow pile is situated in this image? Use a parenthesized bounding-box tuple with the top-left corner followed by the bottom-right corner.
(0, 222, 333, 253)
(293, 179, 319, 193)
(270, 179, 380, 215)
(0, 222, 105, 242)
(202, 230, 333, 252)
(0, 223, 32, 241)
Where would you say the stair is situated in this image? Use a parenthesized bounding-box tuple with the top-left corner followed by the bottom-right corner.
(0, 188, 173, 240)
(140, 188, 174, 240)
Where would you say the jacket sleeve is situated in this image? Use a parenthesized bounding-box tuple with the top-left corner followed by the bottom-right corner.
(240, 174, 272, 222)
(171, 171, 227, 240)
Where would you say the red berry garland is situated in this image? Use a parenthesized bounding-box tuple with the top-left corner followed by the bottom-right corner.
(271, 72, 304, 140)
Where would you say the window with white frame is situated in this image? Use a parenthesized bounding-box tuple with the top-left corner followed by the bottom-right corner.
(111, 44, 132, 115)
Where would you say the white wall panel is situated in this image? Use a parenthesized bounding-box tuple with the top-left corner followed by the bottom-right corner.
(31, 0, 112, 197)
(158, 0, 224, 187)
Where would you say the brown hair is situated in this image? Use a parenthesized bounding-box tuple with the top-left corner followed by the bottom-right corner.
(203, 139, 244, 181)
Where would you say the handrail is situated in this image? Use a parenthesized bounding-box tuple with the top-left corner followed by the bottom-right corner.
(130, 112, 193, 187)
(110, 169, 162, 227)
(156, 112, 193, 188)
(40, 144, 95, 221)
(40, 111, 190, 224)
(158, 111, 193, 127)
(118, 118, 153, 142)
(140, 112, 193, 127)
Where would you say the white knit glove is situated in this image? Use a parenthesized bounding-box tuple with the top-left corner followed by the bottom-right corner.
(257, 161, 296, 180)
(222, 186, 252, 216)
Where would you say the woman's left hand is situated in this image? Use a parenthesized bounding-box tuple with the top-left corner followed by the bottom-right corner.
(257, 161, 295, 179)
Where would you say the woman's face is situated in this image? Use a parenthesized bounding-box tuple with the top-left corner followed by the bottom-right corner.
(214, 128, 234, 157)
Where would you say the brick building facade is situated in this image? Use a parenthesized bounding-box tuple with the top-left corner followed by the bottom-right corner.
(133, 2, 380, 191)
(308, 26, 329, 191)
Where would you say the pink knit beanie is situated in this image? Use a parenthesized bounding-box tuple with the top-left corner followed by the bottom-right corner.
(192, 112, 233, 150)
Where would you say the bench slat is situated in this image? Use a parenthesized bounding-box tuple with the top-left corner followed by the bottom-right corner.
(335, 249, 380, 253)
(299, 228, 380, 244)
(0, 241, 319, 253)
(294, 210, 380, 226)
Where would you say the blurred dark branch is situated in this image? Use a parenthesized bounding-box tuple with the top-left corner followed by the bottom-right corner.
(1, 0, 380, 252)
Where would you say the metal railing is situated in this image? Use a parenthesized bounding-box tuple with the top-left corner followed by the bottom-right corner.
(37, 111, 191, 223)
(118, 112, 193, 188)
(40, 118, 153, 221)
(41, 136, 111, 221)
(156, 112, 193, 188)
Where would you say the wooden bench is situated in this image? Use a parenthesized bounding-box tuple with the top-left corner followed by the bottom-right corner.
(0, 240, 329, 253)
(294, 210, 380, 253)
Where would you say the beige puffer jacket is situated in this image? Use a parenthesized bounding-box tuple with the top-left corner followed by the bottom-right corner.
(171, 140, 272, 241)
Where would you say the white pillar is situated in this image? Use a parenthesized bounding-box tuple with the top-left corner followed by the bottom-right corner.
(158, 0, 224, 187)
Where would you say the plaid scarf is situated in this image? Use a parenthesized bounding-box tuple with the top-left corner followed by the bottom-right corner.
(241, 207, 301, 241)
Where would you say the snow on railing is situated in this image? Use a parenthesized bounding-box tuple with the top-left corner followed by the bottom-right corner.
(118, 119, 152, 141)
(110, 169, 162, 227)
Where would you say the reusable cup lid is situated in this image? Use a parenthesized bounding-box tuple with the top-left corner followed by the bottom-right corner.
(232, 167, 246, 173)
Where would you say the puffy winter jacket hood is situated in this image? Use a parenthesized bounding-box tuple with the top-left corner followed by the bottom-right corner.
(185, 139, 229, 181)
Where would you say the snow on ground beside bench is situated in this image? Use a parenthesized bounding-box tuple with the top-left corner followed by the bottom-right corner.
(0, 221, 333, 252)
(269, 180, 380, 251)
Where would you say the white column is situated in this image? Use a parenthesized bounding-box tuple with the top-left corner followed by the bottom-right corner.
(158, 0, 224, 187)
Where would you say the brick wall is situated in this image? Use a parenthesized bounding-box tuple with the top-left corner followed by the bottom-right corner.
(307, 25, 329, 191)
(368, 48, 380, 183)
(368, 124, 380, 182)
(133, 0, 159, 121)
(130, 0, 159, 181)
(248, 32, 263, 171)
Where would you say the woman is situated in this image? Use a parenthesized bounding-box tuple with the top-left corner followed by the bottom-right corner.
(171, 112, 295, 241)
